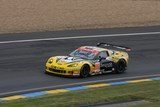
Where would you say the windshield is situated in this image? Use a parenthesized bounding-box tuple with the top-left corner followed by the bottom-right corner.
(70, 49, 98, 60)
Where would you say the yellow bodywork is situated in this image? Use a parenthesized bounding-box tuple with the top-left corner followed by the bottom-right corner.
(45, 46, 129, 76)
(108, 50, 129, 64)
(45, 57, 94, 76)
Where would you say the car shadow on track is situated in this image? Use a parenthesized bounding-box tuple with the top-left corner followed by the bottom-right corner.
(45, 72, 127, 80)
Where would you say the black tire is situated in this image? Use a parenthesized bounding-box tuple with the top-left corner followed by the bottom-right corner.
(115, 59, 126, 73)
(80, 64, 90, 78)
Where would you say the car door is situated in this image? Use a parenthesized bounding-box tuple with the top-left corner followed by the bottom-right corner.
(97, 51, 113, 72)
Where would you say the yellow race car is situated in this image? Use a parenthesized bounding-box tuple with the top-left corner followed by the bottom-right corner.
(45, 43, 131, 78)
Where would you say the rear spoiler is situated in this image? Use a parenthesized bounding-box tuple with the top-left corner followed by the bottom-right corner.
(97, 43, 131, 52)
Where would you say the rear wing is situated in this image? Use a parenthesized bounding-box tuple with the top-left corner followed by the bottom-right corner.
(97, 43, 131, 52)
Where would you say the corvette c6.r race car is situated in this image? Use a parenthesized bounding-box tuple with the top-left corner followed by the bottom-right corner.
(45, 43, 131, 78)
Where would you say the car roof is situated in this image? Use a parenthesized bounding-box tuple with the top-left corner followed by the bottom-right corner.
(78, 46, 108, 53)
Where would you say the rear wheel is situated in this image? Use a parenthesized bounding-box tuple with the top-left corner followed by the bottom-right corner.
(80, 64, 90, 78)
(115, 59, 126, 73)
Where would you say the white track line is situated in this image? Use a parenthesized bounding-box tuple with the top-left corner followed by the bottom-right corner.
(0, 31, 160, 44)
(0, 74, 159, 96)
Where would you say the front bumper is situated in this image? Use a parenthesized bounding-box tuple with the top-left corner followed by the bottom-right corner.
(45, 67, 80, 76)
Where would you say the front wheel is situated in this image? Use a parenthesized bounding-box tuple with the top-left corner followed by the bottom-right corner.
(80, 64, 90, 78)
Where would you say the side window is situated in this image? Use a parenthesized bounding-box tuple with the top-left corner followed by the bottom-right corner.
(98, 51, 109, 58)
(106, 51, 109, 56)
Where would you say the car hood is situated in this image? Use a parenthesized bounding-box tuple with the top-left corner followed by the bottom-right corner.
(54, 56, 84, 65)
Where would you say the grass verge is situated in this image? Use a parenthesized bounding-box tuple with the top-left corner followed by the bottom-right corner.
(0, 81, 160, 107)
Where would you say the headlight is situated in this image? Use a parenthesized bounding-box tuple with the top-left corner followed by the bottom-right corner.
(67, 63, 78, 67)
(48, 59, 53, 64)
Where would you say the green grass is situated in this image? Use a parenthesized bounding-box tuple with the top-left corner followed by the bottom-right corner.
(0, 81, 160, 107)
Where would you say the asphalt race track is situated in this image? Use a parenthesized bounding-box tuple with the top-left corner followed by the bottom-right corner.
(0, 26, 160, 96)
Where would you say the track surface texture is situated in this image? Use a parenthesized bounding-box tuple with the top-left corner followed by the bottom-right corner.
(0, 26, 160, 96)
